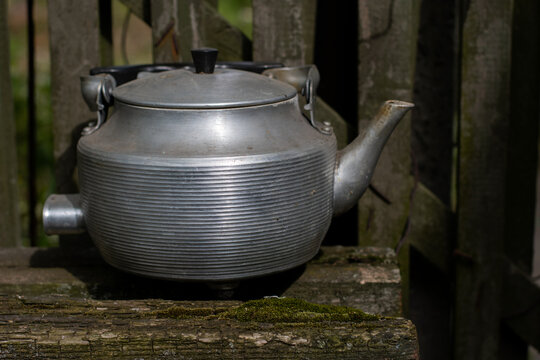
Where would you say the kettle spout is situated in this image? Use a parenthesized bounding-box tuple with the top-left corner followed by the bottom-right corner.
(333, 100, 414, 216)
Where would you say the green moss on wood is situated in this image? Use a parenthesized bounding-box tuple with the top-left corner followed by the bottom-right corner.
(153, 306, 228, 319)
(219, 298, 380, 323)
(152, 298, 380, 323)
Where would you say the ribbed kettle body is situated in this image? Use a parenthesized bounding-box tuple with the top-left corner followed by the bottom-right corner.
(77, 98, 336, 281)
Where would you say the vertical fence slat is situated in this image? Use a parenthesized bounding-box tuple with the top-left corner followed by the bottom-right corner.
(252, 0, 316, 66)
(411, 0, 456, 205)
(356, 0, 420, 314)
(48, 1, 109, 193)
(356, 0, 419, 248)
(407, 1, 458, 357)
(152, 0, 245, 63)
(504, 0, 540, 277)
(499, 0, 540, 357)
(454, 0, 513, 358)
(151, 1, 181, 63)
(151, 0, 201, 63)
(0, 1, 21, 247)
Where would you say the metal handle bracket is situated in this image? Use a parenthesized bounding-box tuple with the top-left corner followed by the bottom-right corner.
(262, 65, 331, 135)
(80, 74, 116, 136)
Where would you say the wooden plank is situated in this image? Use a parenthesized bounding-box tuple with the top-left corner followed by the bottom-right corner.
(288, 247, 402, 316)
(47, 1, 110, 194)
(408, 183, 453, 275)
(500, 0, 540, 356)
(407, 1, 458, 355)
(252, 0, 316, 66)
(504, 0, 540, 275)
(196, 1, 250, 61)
(410, 0, 456, 205)
(0, 244, 414, 358)
(151, 0, 248, 63)
(0, 0, 21, 247)
(173, 0, 204, 61)
(0, 295, 418, 359)
(454, 0, 513, 358)
(151, 0, 182, 62)
(356, 0, 420, 315)
(356, 0, 419, 249)
(407, 182, 454, 359)
(502, 259, 540, 352)
(0, 246, 401, 317)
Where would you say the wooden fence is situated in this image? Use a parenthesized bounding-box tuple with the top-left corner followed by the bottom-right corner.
(1, 0, 539, 359)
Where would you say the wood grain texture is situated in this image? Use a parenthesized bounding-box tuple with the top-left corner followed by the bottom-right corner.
(0, 1, 21, 247)
(356, 0, 419, 249)
(356, 0, 420, 316)
(0, 246, 401, 317)
(410, 0, 456, 205)
(454, 0, 513, 358)
(409, 183, 453, 275)
(0, 295, 418, 359)
(151, 0, 248, 63)
(151, 0, 183, 62)
(0, 245, 416, 358)
(47, 0, 105, 194)
(252, 0, 316, 66)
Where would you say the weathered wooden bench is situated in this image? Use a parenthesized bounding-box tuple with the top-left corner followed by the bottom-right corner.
(0, 245, 418, 359)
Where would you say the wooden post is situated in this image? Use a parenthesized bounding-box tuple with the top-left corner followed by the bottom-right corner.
(252, 0, 316, 66)
(151, 0, 247, 64)
(411, 0, 457, 206)
(454, 0, 513, 358)
(356, 0, 420, 315)
(504, 0, 539, 278)
(406, 1, 458, 357)
(48, 0, 112, 194)
(500, 0, 540, 356)
(502, 260, 540, 353)
(151, 0, 198, 62)
(0, 1, 21, 247)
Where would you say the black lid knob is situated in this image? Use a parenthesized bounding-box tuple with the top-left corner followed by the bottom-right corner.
(191, 48, 218, 74)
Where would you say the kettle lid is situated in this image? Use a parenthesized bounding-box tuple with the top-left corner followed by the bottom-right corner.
(112, 50, 297, 109)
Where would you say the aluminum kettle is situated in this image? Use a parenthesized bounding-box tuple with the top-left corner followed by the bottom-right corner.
(43, 48, 413, 284)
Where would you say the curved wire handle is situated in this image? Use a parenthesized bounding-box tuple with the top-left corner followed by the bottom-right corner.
(262, 65, 331, 135)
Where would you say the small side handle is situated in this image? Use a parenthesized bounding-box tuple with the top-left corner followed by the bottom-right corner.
(43, 194, 85, 235)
